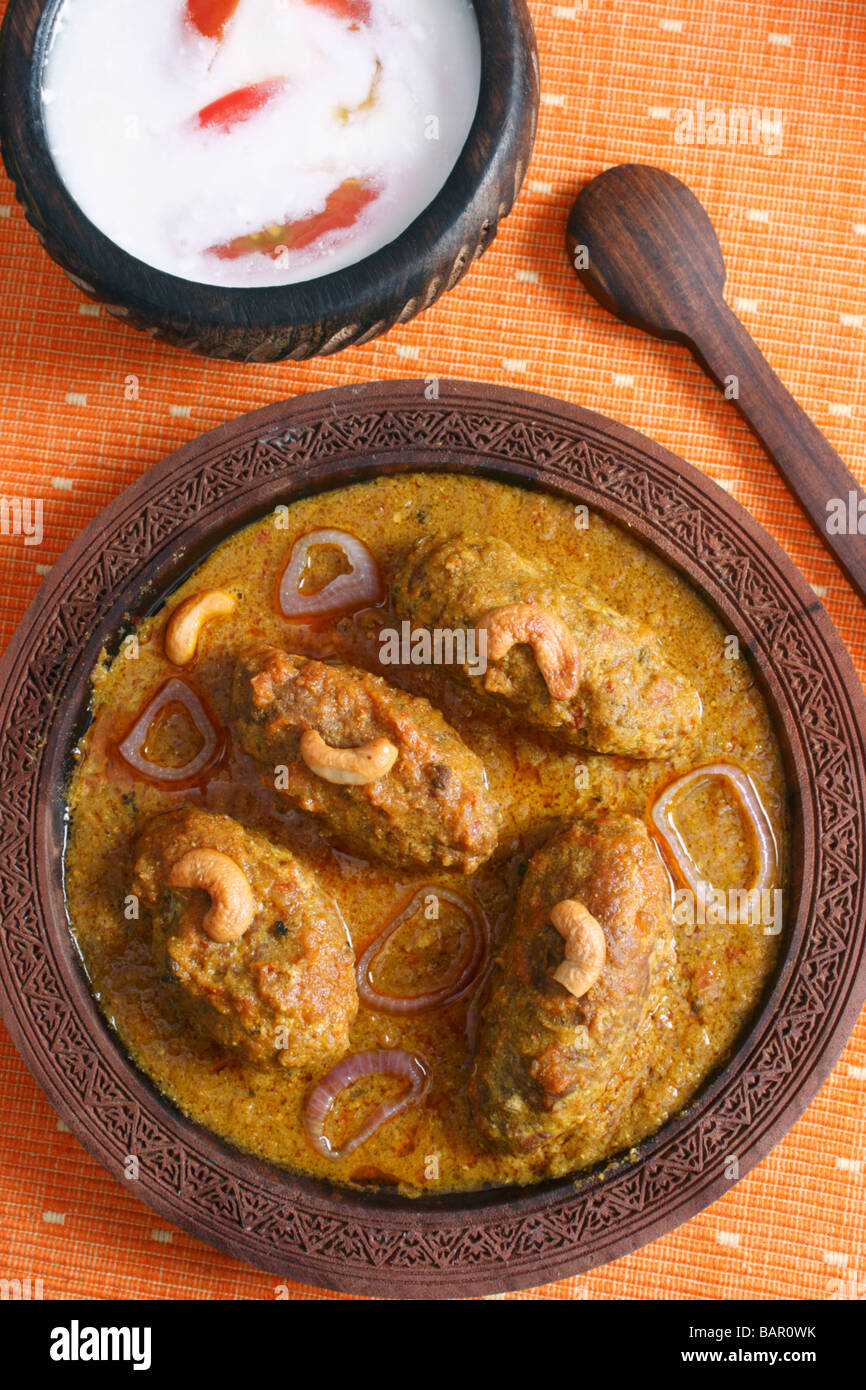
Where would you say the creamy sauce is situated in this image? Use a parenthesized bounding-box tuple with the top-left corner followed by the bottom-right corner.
(64, 475, 788, 1194)
(42, 0, 481, 287)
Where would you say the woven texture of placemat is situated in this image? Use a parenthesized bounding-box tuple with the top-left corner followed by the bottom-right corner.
(1, 0, 864, 1301)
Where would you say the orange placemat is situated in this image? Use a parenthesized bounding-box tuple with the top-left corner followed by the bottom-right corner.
(1, 0, 864, 1302)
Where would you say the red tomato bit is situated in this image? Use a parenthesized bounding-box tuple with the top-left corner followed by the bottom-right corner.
(197, 79, 286, 132)
(303, 0, 372, 25)
(209, 178, 378, 261)
(186, 0, 241, 41)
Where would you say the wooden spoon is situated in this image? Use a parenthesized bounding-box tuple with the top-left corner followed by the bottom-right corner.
(567, 163, 866, 605)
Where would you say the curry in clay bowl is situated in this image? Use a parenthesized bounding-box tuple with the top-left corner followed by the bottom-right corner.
(1, 380, 865, 1298)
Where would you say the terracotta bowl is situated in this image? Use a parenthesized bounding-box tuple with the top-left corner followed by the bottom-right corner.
(1, 380, 865, 1299)
(0, 0, 538, 362)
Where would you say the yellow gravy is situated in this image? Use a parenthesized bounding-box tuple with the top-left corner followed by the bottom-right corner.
(64, 474, 787, 1193)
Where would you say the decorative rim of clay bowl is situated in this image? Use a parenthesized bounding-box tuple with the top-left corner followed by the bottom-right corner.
(1, 379, 864, 1300)
(0, 0, 539, 361)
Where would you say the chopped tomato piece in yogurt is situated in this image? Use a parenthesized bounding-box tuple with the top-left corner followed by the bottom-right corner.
(197, 79, 287, 132)
(186, 0, 241, 41)
(210, 178, 378, 260)
(303, 0, 371, 24)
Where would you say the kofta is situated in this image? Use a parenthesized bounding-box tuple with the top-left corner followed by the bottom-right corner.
(392, 534, 702, 757)
(231, 645, 499, 873)
(470, 812, 676, 1157)
(132, 806, 357, 1069)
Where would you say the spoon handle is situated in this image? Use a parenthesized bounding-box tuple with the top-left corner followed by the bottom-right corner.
(684, 296, 866, 606)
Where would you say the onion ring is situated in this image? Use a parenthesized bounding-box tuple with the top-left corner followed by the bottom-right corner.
(117, 678, 223, 786)
(650, 762, 778, 918)
(357, 886, 487, 1014)
(279, 529, 384, 623)
(304, 1049, 428, 1160)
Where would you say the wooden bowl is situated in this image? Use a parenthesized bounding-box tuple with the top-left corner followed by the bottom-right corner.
(2, 380, 865, 1299)
(0, 1, 538, 362)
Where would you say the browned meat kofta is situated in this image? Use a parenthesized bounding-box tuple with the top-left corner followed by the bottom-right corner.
(230, 646, 499, 873)
(132, 807, 357, 1069)
(469, 813, 676, 1157)
(392, 535, 702, 757)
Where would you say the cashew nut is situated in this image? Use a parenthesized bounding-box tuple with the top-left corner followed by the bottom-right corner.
(550, 898, 606, 999)
(164, 590, 236, 666)
(168, 849, 256, 943)
(299, 729, 398, 786)
(477, 604, 580, 701)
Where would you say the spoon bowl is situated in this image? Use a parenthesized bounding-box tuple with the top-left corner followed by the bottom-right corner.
(567, 164, 727, 340)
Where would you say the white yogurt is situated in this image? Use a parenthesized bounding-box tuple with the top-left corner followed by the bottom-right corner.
(42, 0, 481, 287)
